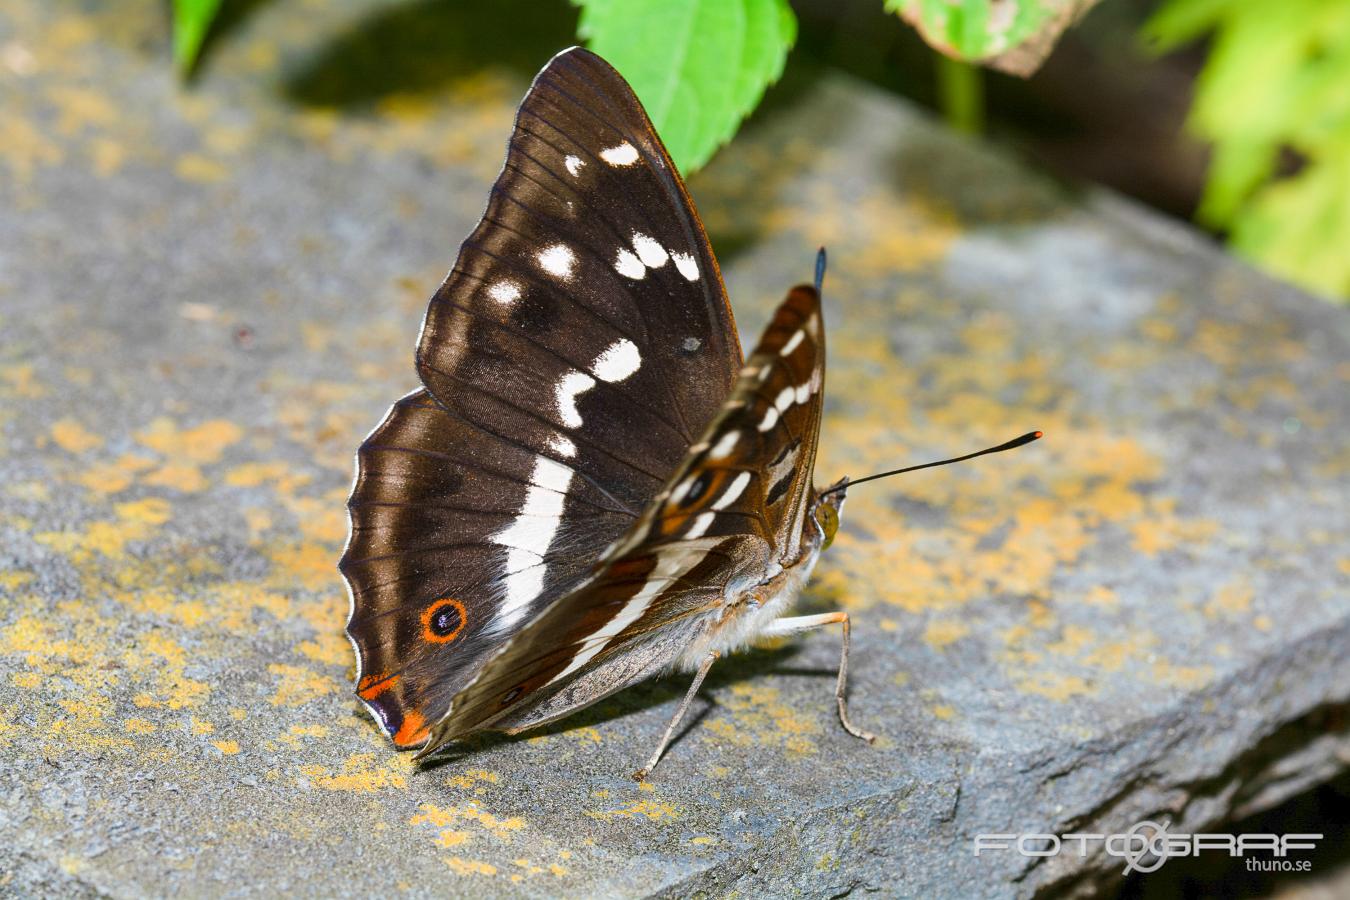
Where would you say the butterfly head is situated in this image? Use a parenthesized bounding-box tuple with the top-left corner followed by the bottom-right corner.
(811, 478, 849, 551)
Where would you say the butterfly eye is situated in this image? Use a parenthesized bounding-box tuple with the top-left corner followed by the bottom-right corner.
(815, 503, 840, 550)
(421, 597, 467, 643)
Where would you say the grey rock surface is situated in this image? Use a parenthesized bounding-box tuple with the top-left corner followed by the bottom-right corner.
(1, 2, 1347, 897)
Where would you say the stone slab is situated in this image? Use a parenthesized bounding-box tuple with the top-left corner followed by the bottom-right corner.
(1, 2, 1347, 897)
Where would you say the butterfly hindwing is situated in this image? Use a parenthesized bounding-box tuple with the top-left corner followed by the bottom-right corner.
(419, 285, 827, 752)
(340, 390, 635, 745)
(341, 48, 743, 748)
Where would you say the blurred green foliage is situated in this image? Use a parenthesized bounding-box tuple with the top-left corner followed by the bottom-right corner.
(1145, 0, 1350, 301)
(169, 1, 1087, 173)
(168, 0, 1350, 301)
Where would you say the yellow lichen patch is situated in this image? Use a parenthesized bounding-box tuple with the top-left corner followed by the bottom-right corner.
(3, 604, 105, 678)
(411, 801, 527, 854)
(225, 461, 312, 495)
(586, 797, 682, 822)
(46, 85, 118, 134)
(52, 692, 133, 753)
(5, 482, 47, 504)
(300, 752, 412, 792)
(267, 663, 339, 707)
(923, 619, 970, 650)
(0, 570, 34, 592)
(1081, 586, 1118, 607)
(1130, 501, 1220, 556)
(77, 453, 156, 494)
(135, 417, 243, 465)
(111, 587, 208, 629)
(1046, 625, 1095, 657)
(436, 830, 470, 848)
(1080, 633, 1156, 673)
(50, 417, 102, 453)
(243, 507, 273, 538)
(36, 497, 174, 565)
(297, 637, 349, 666)
(1205, 579, 1254, 618)
(1149, 661, 1214, 691)
(565, 726, 602, 745)
(931, 704, 956, 720)
(142, 463, 207, 493)
(445, 858, 498, 876)
(116, 497, 173, 526)
(175, 153, 229, 183)
(12, 671, 42, 688)
(1015, 672, 1096, 701)
(446, 770, 500, 789)
(211, 581, 292, 631)
(212, 739, 241, 755)
(267, 540, 338, 592)
(0, 117, 63, 180)
(123, 631, 209, 710)
(89, 137, 125, 176)
(704, 683, 818, 755)
(124, 718, 156, 734)
(293, 595, 348, 663)
(0, 705, 21, 748)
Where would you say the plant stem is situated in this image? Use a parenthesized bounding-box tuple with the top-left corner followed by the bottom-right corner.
(936, 54, 984, 135)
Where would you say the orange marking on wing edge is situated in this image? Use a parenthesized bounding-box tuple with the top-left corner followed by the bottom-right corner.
(357, 672, 400, 701)
(393, 709, 429, 747)
(421, 597, 468, 643)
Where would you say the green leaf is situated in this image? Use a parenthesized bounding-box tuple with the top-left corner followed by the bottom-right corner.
(573, 0, 796, 174)
(1139, 0, 1229, 52)
(884, 0, 1098, 77)
(1148, 0, 1350, 299)
(172, 0, 224, 77)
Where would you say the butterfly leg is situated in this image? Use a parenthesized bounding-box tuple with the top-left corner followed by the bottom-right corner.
(762, 612, 877, 743)
(633, 650, 721, 782)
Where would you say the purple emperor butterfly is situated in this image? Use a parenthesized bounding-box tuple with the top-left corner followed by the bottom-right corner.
(340, 47, 1040, 778)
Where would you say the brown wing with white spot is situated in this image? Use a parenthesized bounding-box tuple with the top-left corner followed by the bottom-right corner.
(340, 48, 743, 750)
(418, 284, 828, 752)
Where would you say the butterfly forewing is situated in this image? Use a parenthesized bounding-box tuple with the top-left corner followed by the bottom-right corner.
(420, 285, 828, 752)
(416, 48, 741, 509)
(341, 48, 743, 749)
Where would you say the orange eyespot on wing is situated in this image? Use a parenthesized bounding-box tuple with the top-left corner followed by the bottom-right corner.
(421, 597, 468, 644)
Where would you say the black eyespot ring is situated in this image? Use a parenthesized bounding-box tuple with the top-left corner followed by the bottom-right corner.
(422, 597, 467, 643)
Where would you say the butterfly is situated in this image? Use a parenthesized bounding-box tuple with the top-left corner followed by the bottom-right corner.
(339, 47, 1040, 779)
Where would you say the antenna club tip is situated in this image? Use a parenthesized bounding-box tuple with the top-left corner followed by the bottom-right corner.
(1034, 430, 1043, 439)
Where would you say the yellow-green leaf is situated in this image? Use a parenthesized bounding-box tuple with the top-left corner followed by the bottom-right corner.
(172, 0, 224, 77)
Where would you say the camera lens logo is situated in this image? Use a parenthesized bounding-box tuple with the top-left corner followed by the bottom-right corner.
(1120, 820, 1170, 874)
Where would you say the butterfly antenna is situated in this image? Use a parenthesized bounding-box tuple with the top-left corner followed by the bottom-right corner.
(814, 247, 827, 294)
(822, 431, 1043, 497)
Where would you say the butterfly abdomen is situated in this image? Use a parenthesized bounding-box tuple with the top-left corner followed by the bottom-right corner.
(677, 536, 824, 670)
